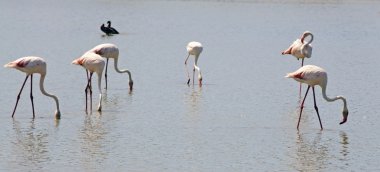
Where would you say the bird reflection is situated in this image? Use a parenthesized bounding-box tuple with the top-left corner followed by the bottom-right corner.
(339, 131, 349, 158)
(293, 131, 329, 171)
(11, 119, 50, 166)
(184, 86, 203, 116)
(80, 114, 108, 170)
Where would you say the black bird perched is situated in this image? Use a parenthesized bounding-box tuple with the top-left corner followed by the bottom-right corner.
(107, 21, 119, 34)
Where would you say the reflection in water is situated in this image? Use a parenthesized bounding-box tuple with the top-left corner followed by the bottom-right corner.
(184, 86, 203, 116)
(11, 120, 50, 169)
(339, 131, 349, 161)
(80, 114, 108, 171)
(292, 131, 329, 171)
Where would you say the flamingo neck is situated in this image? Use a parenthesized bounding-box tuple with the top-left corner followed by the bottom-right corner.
(39, 74, 61, 112)
(96, 71, 103, 111)
(304, 33, 314, 45)
(320, 81, 348, 112)
(113, 58, 133, 82)
(194, 55, 202, 80)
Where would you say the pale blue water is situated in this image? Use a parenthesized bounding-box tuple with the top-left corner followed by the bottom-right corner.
(0, 0, 379, 171)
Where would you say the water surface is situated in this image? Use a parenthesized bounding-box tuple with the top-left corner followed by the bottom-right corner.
(0, 0, 379, 171)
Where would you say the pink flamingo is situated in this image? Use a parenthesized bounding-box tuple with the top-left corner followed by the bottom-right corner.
(4, 56, 61, 119)
(281, 31, 313, 66)
(185, 41, 203, 86)
(88, 43, 133, 91)
(72, 52, 105, 112)
(286, 65, 349, 130)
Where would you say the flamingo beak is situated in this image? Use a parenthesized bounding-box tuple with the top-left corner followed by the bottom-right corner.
(199, 78, 202, 86)
(129, 81, 133, 91)
(339, 110, 349, 125)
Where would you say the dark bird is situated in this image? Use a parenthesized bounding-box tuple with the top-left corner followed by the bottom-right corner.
(100, 24, 114, 35)
(107, 21, 119, 34)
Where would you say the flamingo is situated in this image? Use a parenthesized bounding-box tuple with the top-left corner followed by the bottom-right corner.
(107, 21, 119, 34)
(286, 65, 349, 130)
(88, 43, 133, 90)
(4, 56, 61, 119)
(185, 41, 203, 86)
(281, 31, 313, 67)
(72, 52, 105, 112)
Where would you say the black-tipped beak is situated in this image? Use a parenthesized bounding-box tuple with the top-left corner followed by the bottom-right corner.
(129, 81, 133, 91)
(340, 111, 349, 125)
(339, 117, 347, 125)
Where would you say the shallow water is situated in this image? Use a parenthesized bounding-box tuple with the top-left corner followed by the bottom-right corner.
(0, 0, 380, 171)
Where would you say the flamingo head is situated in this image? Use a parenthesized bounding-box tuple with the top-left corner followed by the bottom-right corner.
(300, 31, 312, 44)
(129, 80, 134, 91)
(339, 109, 349, 125)
(55, 110, 61, 120)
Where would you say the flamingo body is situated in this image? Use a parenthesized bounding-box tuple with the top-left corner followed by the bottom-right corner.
(282, 31, 313, 65)
(4, 56, 61, 119)
(185, 41, 203, 85)
(286, 65, 349, 129)
(89, 43, 133, 90)
(72, 52, 105, 112)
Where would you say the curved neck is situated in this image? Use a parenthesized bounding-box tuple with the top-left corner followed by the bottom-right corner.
(39, 74, 60, 111)
(194, 55, 202, 79)
(107, 22, 111, 27)
(113, 58, 133, 82)
(304, 33, 314, 45)
(320, 82, 348, 112)
(97, 72, 103, 110)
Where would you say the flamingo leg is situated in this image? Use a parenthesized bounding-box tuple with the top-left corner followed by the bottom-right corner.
(192, 68, 195, 85)
(299, 59, 304, 98)
(297, 85, 310, 130)
(12, 75, 29, 118)
(105, 58, 109, 89)
(312, 87, 323, 130)
(30, 74, 35, 118)
(85, 70, 90, 112)
(89, 72, 93, 111)
(184, 54, 190, 85)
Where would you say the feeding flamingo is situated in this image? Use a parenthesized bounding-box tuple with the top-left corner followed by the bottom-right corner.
(286, 65, 348, 130)
(281, 31, 313, 66)
(4, 56, 61, 119)
(72, 52, 105, 112)
(185, 41, 203, 86)
(88, 43, 133, 91)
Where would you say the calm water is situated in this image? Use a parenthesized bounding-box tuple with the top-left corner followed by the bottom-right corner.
(0, 0, 379, 171)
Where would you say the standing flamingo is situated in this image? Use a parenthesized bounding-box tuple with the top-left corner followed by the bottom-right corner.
(72, 52, 105, 112)
(185, 41, 203, 86)
(286, 65, 349, 130)
(88, 43, 133, 91)
(4, 56, 61, 119)
(281, 31, 313, 67)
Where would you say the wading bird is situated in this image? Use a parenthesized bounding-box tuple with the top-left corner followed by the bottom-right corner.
(88, 43, 133, 90)
(4, 56, 61, 119)
(281, 31, 313, 66)
(185, 41, 203, 86)
(286, 65, 348, 130)
(72, 52, 105, 112)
